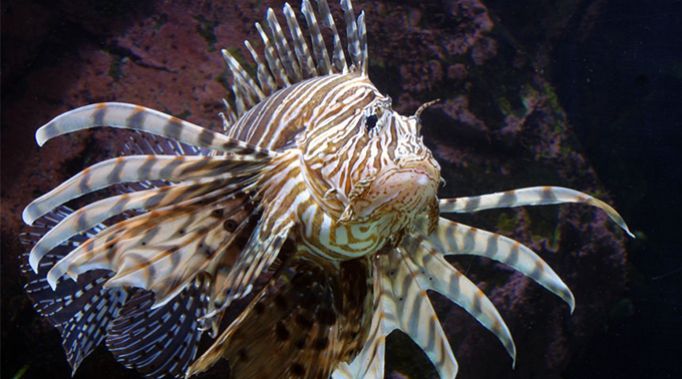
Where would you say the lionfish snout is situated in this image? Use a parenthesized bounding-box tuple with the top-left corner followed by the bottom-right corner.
(357, 162, 439, 219)
(351, 112, 441, 223)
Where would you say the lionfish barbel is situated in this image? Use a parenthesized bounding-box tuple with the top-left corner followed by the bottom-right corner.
(22, 0, 633, 378)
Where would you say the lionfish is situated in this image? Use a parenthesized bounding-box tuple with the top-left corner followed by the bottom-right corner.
(21, 0, 633, 378)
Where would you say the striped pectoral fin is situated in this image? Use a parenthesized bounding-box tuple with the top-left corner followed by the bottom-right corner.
(46, 198, 233, 301)
(35, 102, 270, 156)
(22, 154, 258, 226)
(28, 177, 233, 273)
(430, 217, 576, 312)
(388, 249, 458, 379)
(407, 238, 516, 363)
(106, 275, 209, 379)
(209, 217, 294, 313)
(21, 218, 128, 373)
(439, 186, 634, 237)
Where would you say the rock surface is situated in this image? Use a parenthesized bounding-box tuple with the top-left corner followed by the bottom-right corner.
(1, 1, 628, 378)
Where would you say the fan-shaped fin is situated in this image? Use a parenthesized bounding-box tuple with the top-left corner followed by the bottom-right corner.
(29, 174, 243, 273)
(337, 250, 458, 379)
(189, 255, 371, 379)
(35, 102, 269, 155)
(208, 217, 293, 314)
(439, 186, 634, 237)
(332, 258, 396, 379)
(404, 237, 516, 363)
(47, 193, 249, 307)
(106, 276, 209, 379)
(430, 217, 576, 312)
(20, 212, 128, 373)
(389, 250, 458, 379)
(23, 154, 263, 226)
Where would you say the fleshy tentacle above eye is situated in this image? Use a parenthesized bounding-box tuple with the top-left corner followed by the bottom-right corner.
(439, 186, 634, 237)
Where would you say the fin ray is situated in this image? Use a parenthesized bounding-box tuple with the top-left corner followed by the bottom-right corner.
(430, 217, 576, 312)
(439, 186, 633, 237)
(35, 102, 269, 155)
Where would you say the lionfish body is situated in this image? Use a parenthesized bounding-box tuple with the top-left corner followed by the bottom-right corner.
(22, 1, 633, 378)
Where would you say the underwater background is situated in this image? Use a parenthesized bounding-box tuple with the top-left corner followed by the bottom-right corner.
(1, 0, 680, 378)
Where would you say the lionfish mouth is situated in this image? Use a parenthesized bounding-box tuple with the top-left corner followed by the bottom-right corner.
(353, 163, 439, 219)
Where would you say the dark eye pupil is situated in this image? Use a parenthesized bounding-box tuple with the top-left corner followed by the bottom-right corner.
(366, 114, 378, 130)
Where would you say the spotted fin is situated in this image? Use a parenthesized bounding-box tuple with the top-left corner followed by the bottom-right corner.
(429, 217, 576, 312)
(439, 186, 634, 237)
(188, 255, 372, 379)
(30, 173, 244, 275)
(20, 209, 128, 373)
(332, 257, 395, 379)
(47, 193, 251, 308)
(106, 276, 209, 379)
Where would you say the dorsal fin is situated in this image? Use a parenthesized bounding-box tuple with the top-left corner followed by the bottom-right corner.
(221, 0, 369, 117)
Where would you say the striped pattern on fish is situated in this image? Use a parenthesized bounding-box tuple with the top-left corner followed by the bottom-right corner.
(21, 0, 633, 378)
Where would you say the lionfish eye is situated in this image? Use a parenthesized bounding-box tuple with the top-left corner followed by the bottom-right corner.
(365, 114, 378, 131)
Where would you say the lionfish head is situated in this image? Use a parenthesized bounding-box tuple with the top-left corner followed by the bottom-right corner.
(300, 75, 441, 236)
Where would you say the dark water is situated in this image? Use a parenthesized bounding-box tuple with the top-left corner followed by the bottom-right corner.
(551, 1, 682, 377)
(2, 0, 680, 378)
